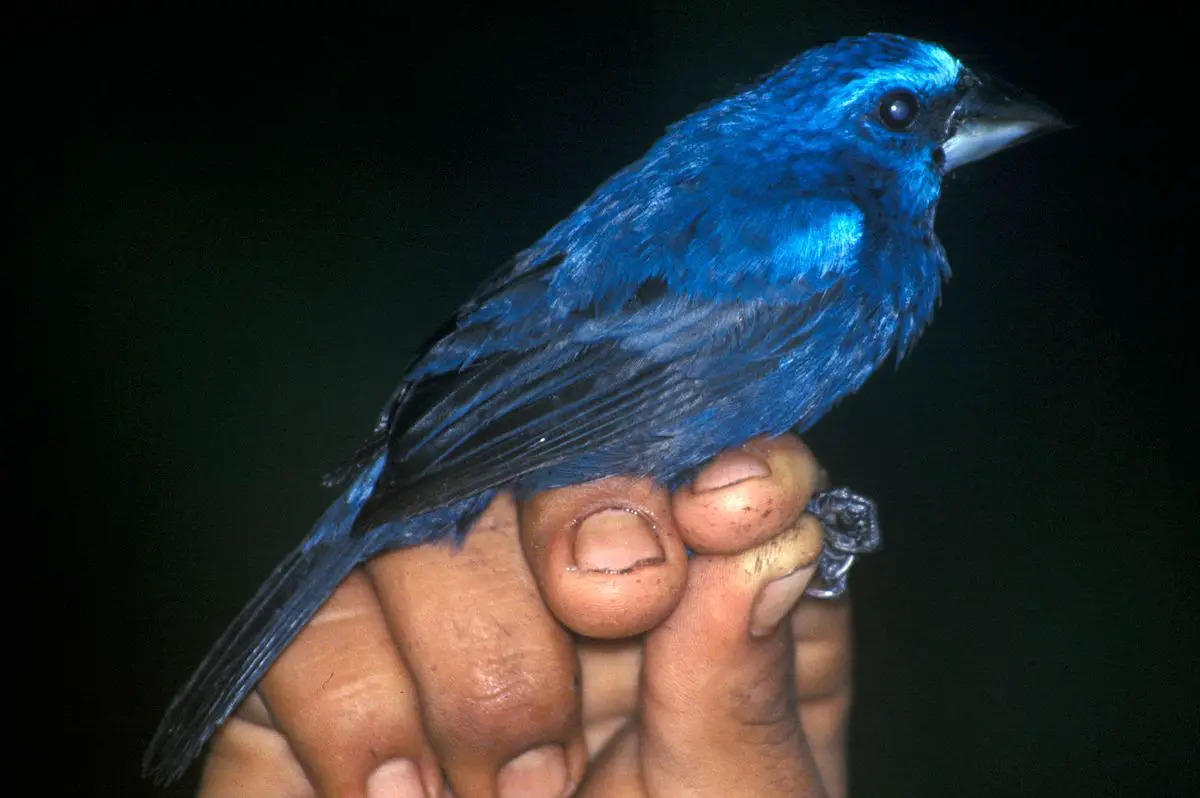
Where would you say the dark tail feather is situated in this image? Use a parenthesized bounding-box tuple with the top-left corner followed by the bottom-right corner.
(142, 454, 388, 785)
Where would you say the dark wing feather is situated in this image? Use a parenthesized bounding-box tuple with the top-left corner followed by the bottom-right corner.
(351, 289, 835, 533)
(320, 255, 568, 490)
(349, 187, 864, 532)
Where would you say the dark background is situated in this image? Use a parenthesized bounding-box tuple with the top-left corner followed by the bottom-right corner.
(34, 2, 1191, 796)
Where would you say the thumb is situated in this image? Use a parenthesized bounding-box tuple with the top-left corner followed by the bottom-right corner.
(583, 514, 829, 797)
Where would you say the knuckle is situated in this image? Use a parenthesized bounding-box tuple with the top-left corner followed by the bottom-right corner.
(288, 669, 410, 752)
(433, 645, 576, 746)
(794, 639, 851, 700)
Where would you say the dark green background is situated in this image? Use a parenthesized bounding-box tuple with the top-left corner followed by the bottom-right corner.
(37, 2, 1191, 796)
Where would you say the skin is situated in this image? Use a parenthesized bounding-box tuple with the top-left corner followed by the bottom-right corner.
(199, 434, 852, 798)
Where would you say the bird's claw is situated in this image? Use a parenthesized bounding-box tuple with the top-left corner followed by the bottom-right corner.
(803, 486, 882, 599)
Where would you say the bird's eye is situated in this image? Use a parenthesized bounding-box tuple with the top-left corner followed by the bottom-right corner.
(878, 90, 920, 131)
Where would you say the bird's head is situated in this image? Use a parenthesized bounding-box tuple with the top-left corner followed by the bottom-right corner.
(731, 33, 1066, 206)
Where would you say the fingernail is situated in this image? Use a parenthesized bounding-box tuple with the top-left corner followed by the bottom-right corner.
(692, 451, 771, 493)
(498, 744, 569, 798)
(366, 758, 427, 798)
(574, 509, 664, 573)
(749, 568, 812, 637)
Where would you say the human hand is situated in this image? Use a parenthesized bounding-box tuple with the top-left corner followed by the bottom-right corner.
(199, 434, 851, 797)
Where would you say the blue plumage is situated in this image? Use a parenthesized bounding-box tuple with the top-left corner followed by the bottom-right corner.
(145, 33, 1064, 783)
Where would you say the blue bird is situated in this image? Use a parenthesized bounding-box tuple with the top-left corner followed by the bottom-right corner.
(144, 33, 1064, 783)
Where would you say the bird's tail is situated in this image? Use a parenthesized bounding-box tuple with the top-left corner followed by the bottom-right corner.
(142, 454, 391, 785)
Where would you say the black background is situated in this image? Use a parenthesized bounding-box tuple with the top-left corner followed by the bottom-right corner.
(33, 2, 1192, 796)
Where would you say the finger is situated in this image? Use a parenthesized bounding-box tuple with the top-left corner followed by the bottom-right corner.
(367, 493, 588, 798)
(200, 580, 442, 798)
(584, 515, 828, 797)
(535, 432, 823, 764)
(200, 693, 314, 797)
(575, 638, 642, 757)
(672, 434, 819, 554)
(791, 597, 853, 798)
(250, 570, 441, 798)
(520, 476, 690, 639)
(569, 600, 847, 765)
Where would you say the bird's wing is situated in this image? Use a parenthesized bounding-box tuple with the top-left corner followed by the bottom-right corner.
(355, 289, 848, 533)
(352, 194, 866, 532)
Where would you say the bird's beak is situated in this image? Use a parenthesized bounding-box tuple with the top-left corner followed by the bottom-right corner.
(942, 71, 1069, 171)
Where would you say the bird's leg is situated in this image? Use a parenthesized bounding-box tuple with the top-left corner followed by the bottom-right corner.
(804, 486, 882, 599)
